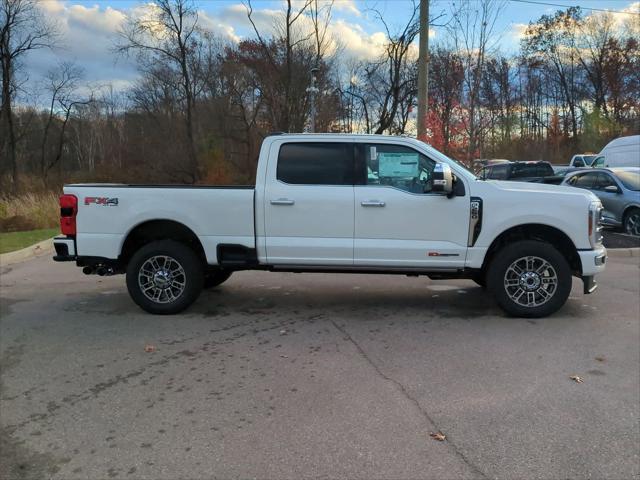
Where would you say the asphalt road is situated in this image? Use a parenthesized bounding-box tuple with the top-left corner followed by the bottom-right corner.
(1, 254, 639, 480)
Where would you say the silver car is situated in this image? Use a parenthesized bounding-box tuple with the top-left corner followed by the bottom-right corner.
(562, 167, 640, 236)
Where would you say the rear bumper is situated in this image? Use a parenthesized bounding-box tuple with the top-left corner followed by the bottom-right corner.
(53, 236, 76, 262)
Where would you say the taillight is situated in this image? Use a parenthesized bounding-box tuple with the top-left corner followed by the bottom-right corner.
(59, 194, 77, 236)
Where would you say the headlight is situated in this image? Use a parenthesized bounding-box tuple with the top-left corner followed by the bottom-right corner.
(589, 201, 603, 248)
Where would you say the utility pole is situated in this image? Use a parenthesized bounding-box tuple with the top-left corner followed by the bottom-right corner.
(417, 0, 429, 141)
(307, 66, 320, 133)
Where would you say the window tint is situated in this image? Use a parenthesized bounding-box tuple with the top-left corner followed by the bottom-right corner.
(512, 164, 536, 178)
(593, 173, 617, 190)
(572, 172, 598, 189)
(361, 143, 436, 194)
(488, 164, 509, 180)
(277, 143, 353, 185)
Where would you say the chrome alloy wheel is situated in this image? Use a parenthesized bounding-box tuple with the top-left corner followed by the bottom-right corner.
(138, 255, 186, 304)
(625, 211, 640, 236)
(503, 256, 558, 308)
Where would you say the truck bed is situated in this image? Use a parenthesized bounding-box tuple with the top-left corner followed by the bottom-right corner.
(64, 184, 256, 264)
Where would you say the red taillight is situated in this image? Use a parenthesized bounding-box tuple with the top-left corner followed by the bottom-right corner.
(59, 194, 77, 236)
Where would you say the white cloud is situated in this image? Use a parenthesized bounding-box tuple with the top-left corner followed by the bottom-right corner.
(333, 0, 361, 17)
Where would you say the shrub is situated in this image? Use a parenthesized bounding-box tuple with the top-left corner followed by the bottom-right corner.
(0, 192, 59, 232)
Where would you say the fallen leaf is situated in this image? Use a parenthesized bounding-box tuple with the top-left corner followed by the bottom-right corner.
(595, 356, 605, 362)
(430, 431, 446, 441)
(144, 345, 156, 353)
(569, 375, 583, 383)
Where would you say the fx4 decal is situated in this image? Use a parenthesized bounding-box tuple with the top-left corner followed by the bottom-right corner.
(84, 197, 119, 206)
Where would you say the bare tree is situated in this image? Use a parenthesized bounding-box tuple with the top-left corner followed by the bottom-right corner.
(448, 0, 505, 159)
(117, 0, 201, 182)
(40, 62, 86, 182)
(0, 0, 58, 189)
(366, 2, 420, 134)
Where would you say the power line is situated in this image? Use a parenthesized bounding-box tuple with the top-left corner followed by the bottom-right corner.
(510, 0, 640, 15)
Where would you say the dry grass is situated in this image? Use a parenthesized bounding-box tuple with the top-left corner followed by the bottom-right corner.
(0, 192, 59, 232)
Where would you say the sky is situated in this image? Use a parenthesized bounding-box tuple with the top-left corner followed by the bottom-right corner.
(22, 0, 640, 102)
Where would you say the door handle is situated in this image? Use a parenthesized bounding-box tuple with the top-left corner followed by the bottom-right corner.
(361, 200, 386, 207)
(270, 198, 295, 206)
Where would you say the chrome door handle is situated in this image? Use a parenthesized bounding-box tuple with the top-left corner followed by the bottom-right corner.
(270, 198, 295, 205)
(361, 200, 386, 207)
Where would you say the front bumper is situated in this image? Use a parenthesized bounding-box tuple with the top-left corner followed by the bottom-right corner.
(579, 245, 607, 295)
(579, 245, 607, 277)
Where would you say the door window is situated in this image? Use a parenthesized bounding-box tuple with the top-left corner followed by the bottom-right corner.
(593, 173, 617, 191)
(359, 144, 436, 194)
(570, 172, 598, 189)
(487, 164, 509, 180)
(277, 142, 354, 185)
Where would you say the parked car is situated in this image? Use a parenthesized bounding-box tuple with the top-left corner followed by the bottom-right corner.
(562, 167, 640, 235)
(569, 154, 603, 168)
(593, 135, 640, 168)
(53, 133, 606, 318)
(552, 165, 588, 176)
(480, 161, 564, 184)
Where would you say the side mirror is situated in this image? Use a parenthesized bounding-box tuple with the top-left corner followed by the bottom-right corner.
(604, 185, 620, 193)
(432, 163, 453, 196)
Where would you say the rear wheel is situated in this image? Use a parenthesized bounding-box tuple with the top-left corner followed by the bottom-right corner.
(126, 240, 204, 314)
(204, 269, 233, 289)
(624, 208, 640, 236)
(487, 240, 571, 318)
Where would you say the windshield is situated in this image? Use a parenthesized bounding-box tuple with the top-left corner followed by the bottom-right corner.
(583, 155, 597, 165)
(415, 139, 477, 177)
(615, 171, 640, 191)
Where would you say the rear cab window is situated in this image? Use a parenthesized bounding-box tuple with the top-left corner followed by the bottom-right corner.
(276, 142, 354, 185)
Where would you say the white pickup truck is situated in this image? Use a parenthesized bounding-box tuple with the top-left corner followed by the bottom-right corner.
(53, 134, 607, 317)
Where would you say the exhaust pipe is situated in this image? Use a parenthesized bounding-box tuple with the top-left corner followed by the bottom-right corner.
(96, 266, 115, 276)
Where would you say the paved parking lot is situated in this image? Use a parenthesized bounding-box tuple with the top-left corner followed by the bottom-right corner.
(1, 254, 639, 479)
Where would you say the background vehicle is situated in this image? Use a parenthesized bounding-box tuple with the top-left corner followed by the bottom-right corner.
(569, 154, 602, 168)
(562, 167, 640, 236)
(53, 134, 606, 318)
(480, 161, 564, 184)
(594, 135, 640, 168)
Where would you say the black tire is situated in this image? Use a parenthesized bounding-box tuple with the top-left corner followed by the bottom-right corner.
(126, 240, 204, 314)
(623, 208, 640, 237)
(204, 269, 233, 289)
(487, 240, 571, 318)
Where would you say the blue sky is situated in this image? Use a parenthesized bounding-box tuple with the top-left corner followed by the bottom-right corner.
(24, 0, 640, 102)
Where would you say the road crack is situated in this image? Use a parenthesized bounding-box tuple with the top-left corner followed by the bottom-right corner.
(330, 319, 488, 480)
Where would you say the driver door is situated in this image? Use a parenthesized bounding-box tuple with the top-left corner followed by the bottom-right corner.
(353, 142, 469, 268)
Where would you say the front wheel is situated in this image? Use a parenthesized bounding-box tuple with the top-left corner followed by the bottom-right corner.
(487, 240, 571, 318)
(126, 240, 204, 314)
(624, 208, 640, 236)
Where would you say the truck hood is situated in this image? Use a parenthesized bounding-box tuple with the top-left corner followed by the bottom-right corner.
(485, 180, 599, 202)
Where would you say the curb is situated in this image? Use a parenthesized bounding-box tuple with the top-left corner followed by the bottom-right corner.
(607, 247, 640, 258)
(0, 237, 54, 267)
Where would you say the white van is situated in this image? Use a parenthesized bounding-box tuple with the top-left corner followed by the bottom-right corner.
(593, 135, 640, 168)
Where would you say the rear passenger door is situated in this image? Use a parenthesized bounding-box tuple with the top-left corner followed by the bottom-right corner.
(264, 141, 355, 265)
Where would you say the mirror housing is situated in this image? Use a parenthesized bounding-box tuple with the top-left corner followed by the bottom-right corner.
(604, 185, 620, 193)
(432, 163, 454, 195)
